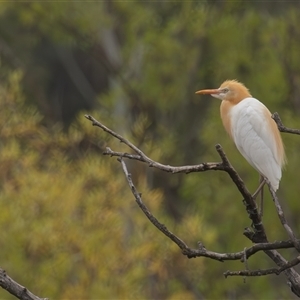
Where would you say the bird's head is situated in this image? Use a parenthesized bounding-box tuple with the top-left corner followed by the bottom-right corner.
(195, 80, 252, 104)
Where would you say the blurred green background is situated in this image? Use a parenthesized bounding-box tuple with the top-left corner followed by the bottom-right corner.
(0, 1, 300, 299)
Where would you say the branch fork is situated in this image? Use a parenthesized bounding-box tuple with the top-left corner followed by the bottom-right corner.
(85, 113, 300, 297)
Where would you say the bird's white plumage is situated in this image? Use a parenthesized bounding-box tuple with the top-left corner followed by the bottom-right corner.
(229, 97, 281, 191)
(195, 80, 285, 192)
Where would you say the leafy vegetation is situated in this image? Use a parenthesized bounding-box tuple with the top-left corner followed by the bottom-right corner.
(0, 2, 300, 299)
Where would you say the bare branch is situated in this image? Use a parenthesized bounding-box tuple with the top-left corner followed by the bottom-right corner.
(118, 157, 296, 263)
(119, 158, 190, 251)
(0, 268, 48, 300)
(187, 240, 295, 262)
(268, 186, 300, 251)
(85, 115, 157, 165)
(224, 267, 279, 277)
(272, 112, 300, 135)
(84, 116, 225, 174)
(224, 256, 300, 278)
(86, 115, 264, 241)
(104, 147, 146, 162)
(104, 146, 224, 173)
(85, 115, 266, 242)
(85, 114, 300, 296)
(84, 114, 289, 248)
(214, 145, 267, 243)
(241, 240, 295, 261)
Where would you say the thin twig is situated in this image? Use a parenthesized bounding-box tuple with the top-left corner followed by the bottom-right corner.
(268, 185, 300, 252)
(84, 115, 289, 247)
(185, 240, 295, 261)
(86, 115, 265, 240)
(85, 114, 300, 296)
(118, 157, 296, 262)
(224, 256, 300, 278)
(272, 112, 300, 135)
(119, 158, 190, 251)
(244, 247, 249, 268)
(86, 114, 225, 173)
(104, 146, 224, 173)
(215, 145, 267, 243)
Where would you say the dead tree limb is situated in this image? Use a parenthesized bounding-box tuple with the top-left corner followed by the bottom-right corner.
(119, 157, 295, 262)
(85, 113, 300, 297)
(0, 268, 48, 300)
(272, 112, 300, 135)
(269, 186, 300, 251)
(224, 255, 300, 277)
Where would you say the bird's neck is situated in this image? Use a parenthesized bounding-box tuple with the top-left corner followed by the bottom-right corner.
(220, 100, 234, 138)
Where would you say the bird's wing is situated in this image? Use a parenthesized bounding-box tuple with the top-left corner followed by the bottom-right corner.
(230, 98, 282, 190)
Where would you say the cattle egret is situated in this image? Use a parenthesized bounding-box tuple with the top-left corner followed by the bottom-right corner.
(195, 80, 285, 204)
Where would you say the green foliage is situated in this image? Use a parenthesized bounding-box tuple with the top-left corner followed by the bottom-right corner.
(0, 2, 300, 299)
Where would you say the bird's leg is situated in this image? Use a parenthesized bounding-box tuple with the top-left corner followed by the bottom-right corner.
(252, 175, 266, 217)
(259, 176, 265, 217)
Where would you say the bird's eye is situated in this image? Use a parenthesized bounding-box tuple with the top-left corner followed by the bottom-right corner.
(222, 88, 229, 93)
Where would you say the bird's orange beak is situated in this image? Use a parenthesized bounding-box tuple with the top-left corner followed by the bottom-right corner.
(195, 89, 220, 95)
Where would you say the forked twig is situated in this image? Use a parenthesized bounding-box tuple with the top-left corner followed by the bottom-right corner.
(85, 115, 224, 172)
(119, 157, 295, 262)
(119, 158, 189, 252)
(272, 112, 300, 135)
(85, 114, 300, 297)
(224, 256, 300, 278)
(85, 114, 264, 239)
(268, 186, 300, 252)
